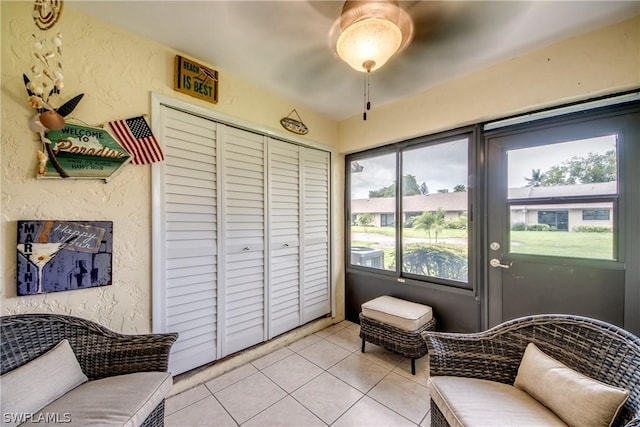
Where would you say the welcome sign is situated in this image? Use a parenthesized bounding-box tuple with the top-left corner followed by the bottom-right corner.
(174, 55, 219, 104)
(42, 124, 132, 181)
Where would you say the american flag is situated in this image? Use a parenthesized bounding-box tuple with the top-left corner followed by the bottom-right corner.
(108, 116, 164, 165)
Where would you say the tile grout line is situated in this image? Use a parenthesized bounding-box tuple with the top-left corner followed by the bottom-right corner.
(166, 321, 430, 426)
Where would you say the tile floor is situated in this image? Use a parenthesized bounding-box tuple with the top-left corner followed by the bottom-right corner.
(165, 320, 432, 427)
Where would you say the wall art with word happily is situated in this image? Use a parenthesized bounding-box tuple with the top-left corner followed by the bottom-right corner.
(16, 220, 113, 296)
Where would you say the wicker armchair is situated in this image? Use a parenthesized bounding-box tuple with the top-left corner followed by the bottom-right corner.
(422, 314, 640, 427)
(1, 313, 178, 427)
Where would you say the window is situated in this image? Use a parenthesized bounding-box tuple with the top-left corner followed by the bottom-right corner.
(538, 211, 568, 231)
(349, 153, 396, 271)
(583, 209, 610, 221)
(347, 133, 472, 287)
(380, 214, 395, 227)
(507, 135, 617, 260)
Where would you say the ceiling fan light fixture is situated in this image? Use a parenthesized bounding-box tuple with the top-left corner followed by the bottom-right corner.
(336, 18, 402, 72)
(335, 0, 413, 73)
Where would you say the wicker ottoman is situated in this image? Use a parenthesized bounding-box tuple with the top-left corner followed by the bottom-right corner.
(360, 296, 436, 375)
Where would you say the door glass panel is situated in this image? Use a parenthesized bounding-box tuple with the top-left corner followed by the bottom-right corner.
(507, 135, 617, 195)
(401, 138, 469, 283)
(507, 135, 617, 260)
(509, 202, 614, 259)
(349, 153, 396, 271)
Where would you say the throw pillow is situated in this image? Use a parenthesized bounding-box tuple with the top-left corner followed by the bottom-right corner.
(1, 339, 88, 427)
(514, 342, 629, 427)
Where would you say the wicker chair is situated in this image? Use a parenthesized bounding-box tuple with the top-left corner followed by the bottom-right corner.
(1, 313, 178, 427)
(422, 314, 640, 427)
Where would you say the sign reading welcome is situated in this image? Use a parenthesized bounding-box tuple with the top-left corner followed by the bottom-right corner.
(43, 124, 132, 181)
(174, 55, 219, 104)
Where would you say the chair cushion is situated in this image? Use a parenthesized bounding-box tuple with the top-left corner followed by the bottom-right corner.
(361, 296, 432, 331)
(0, 339, 88, 427)
(514, 342, 629, 427)
(22, 372, 172, 427)
(429, 376, 567, 427)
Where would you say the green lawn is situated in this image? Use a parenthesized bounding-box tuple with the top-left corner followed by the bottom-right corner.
(351, 226, 614, 260)
(351, 226, 467, 240)
(510, 230, 614, 259)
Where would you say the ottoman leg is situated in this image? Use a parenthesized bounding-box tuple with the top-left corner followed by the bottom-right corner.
(361, 338, 365, 353)
(411, 358, 416, 375)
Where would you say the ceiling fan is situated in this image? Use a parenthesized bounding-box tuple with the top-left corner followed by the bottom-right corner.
(277, 1, 530, 119)
(326, 0, 510, 119)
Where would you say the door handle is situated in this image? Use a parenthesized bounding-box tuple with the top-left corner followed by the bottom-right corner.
(490, 258, 511, 269)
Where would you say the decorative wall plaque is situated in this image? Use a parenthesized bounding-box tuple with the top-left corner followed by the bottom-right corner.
(17, 220, 113, 296)
(41, 123, 132, 180)
(174, 55, 218, 104)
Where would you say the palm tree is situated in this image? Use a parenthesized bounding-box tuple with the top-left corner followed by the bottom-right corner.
(524, 168, 545, 187)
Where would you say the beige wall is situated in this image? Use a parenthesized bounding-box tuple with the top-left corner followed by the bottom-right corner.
(1, 2, 341, 333)
(338, 16, 640, 153)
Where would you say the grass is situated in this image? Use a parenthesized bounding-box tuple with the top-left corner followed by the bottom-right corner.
(351, 226, 614, 260)
(510, 230, 614, 260)
(351, 226, 467, 240)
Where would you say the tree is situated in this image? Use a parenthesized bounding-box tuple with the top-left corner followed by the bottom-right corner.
(420, 182, 429, 195)
(539, 151, 616, 186)
(355, 213, 373, 232)
(453, 184, 466, 192)
(525, 168, 545, 187)
(368, 174, 422, 198)
(412, 208, 445, 242)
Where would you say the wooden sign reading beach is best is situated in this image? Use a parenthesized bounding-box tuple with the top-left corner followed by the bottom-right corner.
(174, 55, 218, 104)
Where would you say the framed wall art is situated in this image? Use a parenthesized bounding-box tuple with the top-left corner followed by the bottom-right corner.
(16, 220, 113, 296)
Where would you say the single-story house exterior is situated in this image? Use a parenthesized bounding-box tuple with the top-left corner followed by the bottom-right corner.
(352, 182, 615, 231)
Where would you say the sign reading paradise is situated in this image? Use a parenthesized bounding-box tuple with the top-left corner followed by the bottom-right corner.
(42, 123, 132, 181)
(174, 55, 219, 104)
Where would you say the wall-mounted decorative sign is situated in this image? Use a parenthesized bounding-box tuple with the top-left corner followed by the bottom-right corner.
(16, 220, 113, 296)
(174, 55, 218, 104)
(280, 109, 309, 135)
(40, 123, 132, 180)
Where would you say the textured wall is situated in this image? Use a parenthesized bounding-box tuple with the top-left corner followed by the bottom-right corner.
(1, 2, 339, 333)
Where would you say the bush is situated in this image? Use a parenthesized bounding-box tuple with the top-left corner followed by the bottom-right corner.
(511, 222, 526, 231)
(573, 225, 613, 233)
(527, 224, 557, 231)
(444, 216, 467, 230)
(390, 243, 468, 282)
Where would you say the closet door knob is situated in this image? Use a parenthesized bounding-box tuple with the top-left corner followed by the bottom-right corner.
(242, 247, 250, 251)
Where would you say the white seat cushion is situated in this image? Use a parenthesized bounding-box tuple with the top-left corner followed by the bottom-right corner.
(23, 372, 172, 427)
(429, 376, 567, 427)
(361, 295, 432, 331)
(0, 339, 88, 427)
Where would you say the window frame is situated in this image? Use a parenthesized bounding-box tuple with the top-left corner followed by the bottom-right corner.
(345, 126, 479, 291)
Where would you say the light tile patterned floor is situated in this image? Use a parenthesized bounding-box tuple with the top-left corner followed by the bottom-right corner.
(165, 320, 431, 427)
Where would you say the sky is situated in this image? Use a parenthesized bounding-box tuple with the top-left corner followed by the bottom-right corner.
(507, 135, 616, 187)
(350, 138, 468, 199)
(350, 135, 616, 199)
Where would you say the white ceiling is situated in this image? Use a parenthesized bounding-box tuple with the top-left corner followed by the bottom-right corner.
(68, 1, 640, 121)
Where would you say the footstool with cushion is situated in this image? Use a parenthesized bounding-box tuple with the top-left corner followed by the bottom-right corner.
(359, 295, 436, 374)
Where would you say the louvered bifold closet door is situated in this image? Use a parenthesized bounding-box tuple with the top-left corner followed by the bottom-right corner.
(267, 139, 301, 338)
(221, 126, 266, 356)
(301, 147, 331, 322)
(159, 106, 218, 375)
